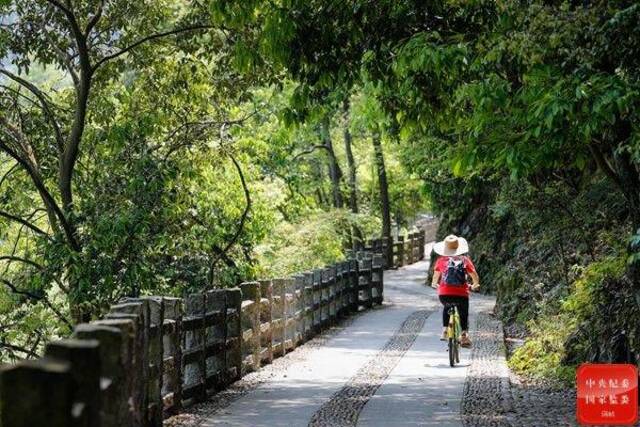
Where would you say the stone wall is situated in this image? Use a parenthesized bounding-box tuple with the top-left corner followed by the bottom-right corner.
(0, 224, 435, 427)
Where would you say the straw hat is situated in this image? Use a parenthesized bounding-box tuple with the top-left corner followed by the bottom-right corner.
(433, 234, 469, 256)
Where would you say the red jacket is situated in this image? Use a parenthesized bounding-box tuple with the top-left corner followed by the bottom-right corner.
(435, 255, 476, 297)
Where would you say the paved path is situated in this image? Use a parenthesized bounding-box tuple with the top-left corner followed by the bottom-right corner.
(182, 246, 500, 427)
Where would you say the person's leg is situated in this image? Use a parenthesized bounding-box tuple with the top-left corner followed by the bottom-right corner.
(458, 296, 469, 331)
(456, 296, 471, 347)
(439, 295, 450, 327)
(438, 295, 453, 340)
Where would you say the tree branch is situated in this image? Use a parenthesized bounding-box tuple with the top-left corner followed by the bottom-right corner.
(43, 32, 80, 89)
(162, 111, 259, 145)
(207, 153, 251, 286)
(45, 0, 93, 216)
(1, 84, 55, 115)
(44, 0, 73, 16)
(292, 144, 332, 160)
(0, 136, 77, 249)
(0, 210, 49, 237)
(0, 255, 45, 270)
(1, 279, 72, 328)
(92, 24, 214, 71)
(45, 0, 86, 52)
(85, 0, 105, 35)
(0, 70, 65, 151)
(3, 224, 25, 277)
(0, 162, 19, 189)
(0, 341, 39, 359)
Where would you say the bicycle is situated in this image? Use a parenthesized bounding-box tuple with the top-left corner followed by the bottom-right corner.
(445, 303, 462, 367)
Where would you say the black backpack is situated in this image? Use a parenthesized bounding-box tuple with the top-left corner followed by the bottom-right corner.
(443, 256, 466, 286)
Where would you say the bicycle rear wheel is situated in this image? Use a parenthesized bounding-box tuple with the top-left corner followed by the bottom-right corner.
(448, 338, 456, 367)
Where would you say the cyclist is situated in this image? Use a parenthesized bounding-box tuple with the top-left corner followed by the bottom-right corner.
(430, 234, 480, 348)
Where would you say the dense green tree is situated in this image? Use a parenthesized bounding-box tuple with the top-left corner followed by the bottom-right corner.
(210, 0, 640, 378)
(0, 0, 222, 324)
(232, 0, 639, 263)
(0, 0, 273, 358)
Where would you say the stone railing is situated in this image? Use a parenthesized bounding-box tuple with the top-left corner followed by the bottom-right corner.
(0, 228, 432, 427)
(362, 231, 426, 270)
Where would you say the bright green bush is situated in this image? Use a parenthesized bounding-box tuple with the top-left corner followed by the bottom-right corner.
(254, 209, 381, 277)
(508, 256, 626, 385)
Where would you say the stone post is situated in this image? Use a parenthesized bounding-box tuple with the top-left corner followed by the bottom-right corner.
(181, 293, 206, 403)
(161, 297, 182, 417)
(205, 290, 227, 392)
(381, 237, 390, 269)
(105, 300, 149, 426)
(339, 261, 348, 315)
(412, 231, 420, 263)
(320, 268, 330, 328)
(122, 297, 164, 427)
(404, 236, 411, 265)
(0, 359, 73, 427)
(335, 263, 344, 318)
(328, 265, 337, 325)
(293, 274, 305, 345)
(45, 339, 101, 427)
(348, 259, 359, 312)
(225, 288, 242, 383)
(283, 277, 296, 351)
(271, 278, 285, 358)
(302, 271, 314, 340)
(357, 253, 373, 310)
(240, 282, 260, 374)
(312, 270, 322, 334)
(91, 318, 136, 426)
(258, 280, 273, 364)
(395, 236, 404, 268)
(372, 253, 384, 305)
(73, 323, 128, 427)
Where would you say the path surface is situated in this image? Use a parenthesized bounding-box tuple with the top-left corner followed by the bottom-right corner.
(169, 246, 504, 427)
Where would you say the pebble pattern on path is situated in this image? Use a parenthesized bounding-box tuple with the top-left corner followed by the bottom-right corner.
(462, 312, 512, 427)
(307, 310, 432, 427)
(508, 373, 576, 426)
(462, 312, 576, 427)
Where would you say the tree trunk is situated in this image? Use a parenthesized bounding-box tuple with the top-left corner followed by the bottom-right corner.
(311, 160, 328, 206)
(372, 131, 392, 266)
(320, 115, 344, 209)
(343, 99, 363, 249)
